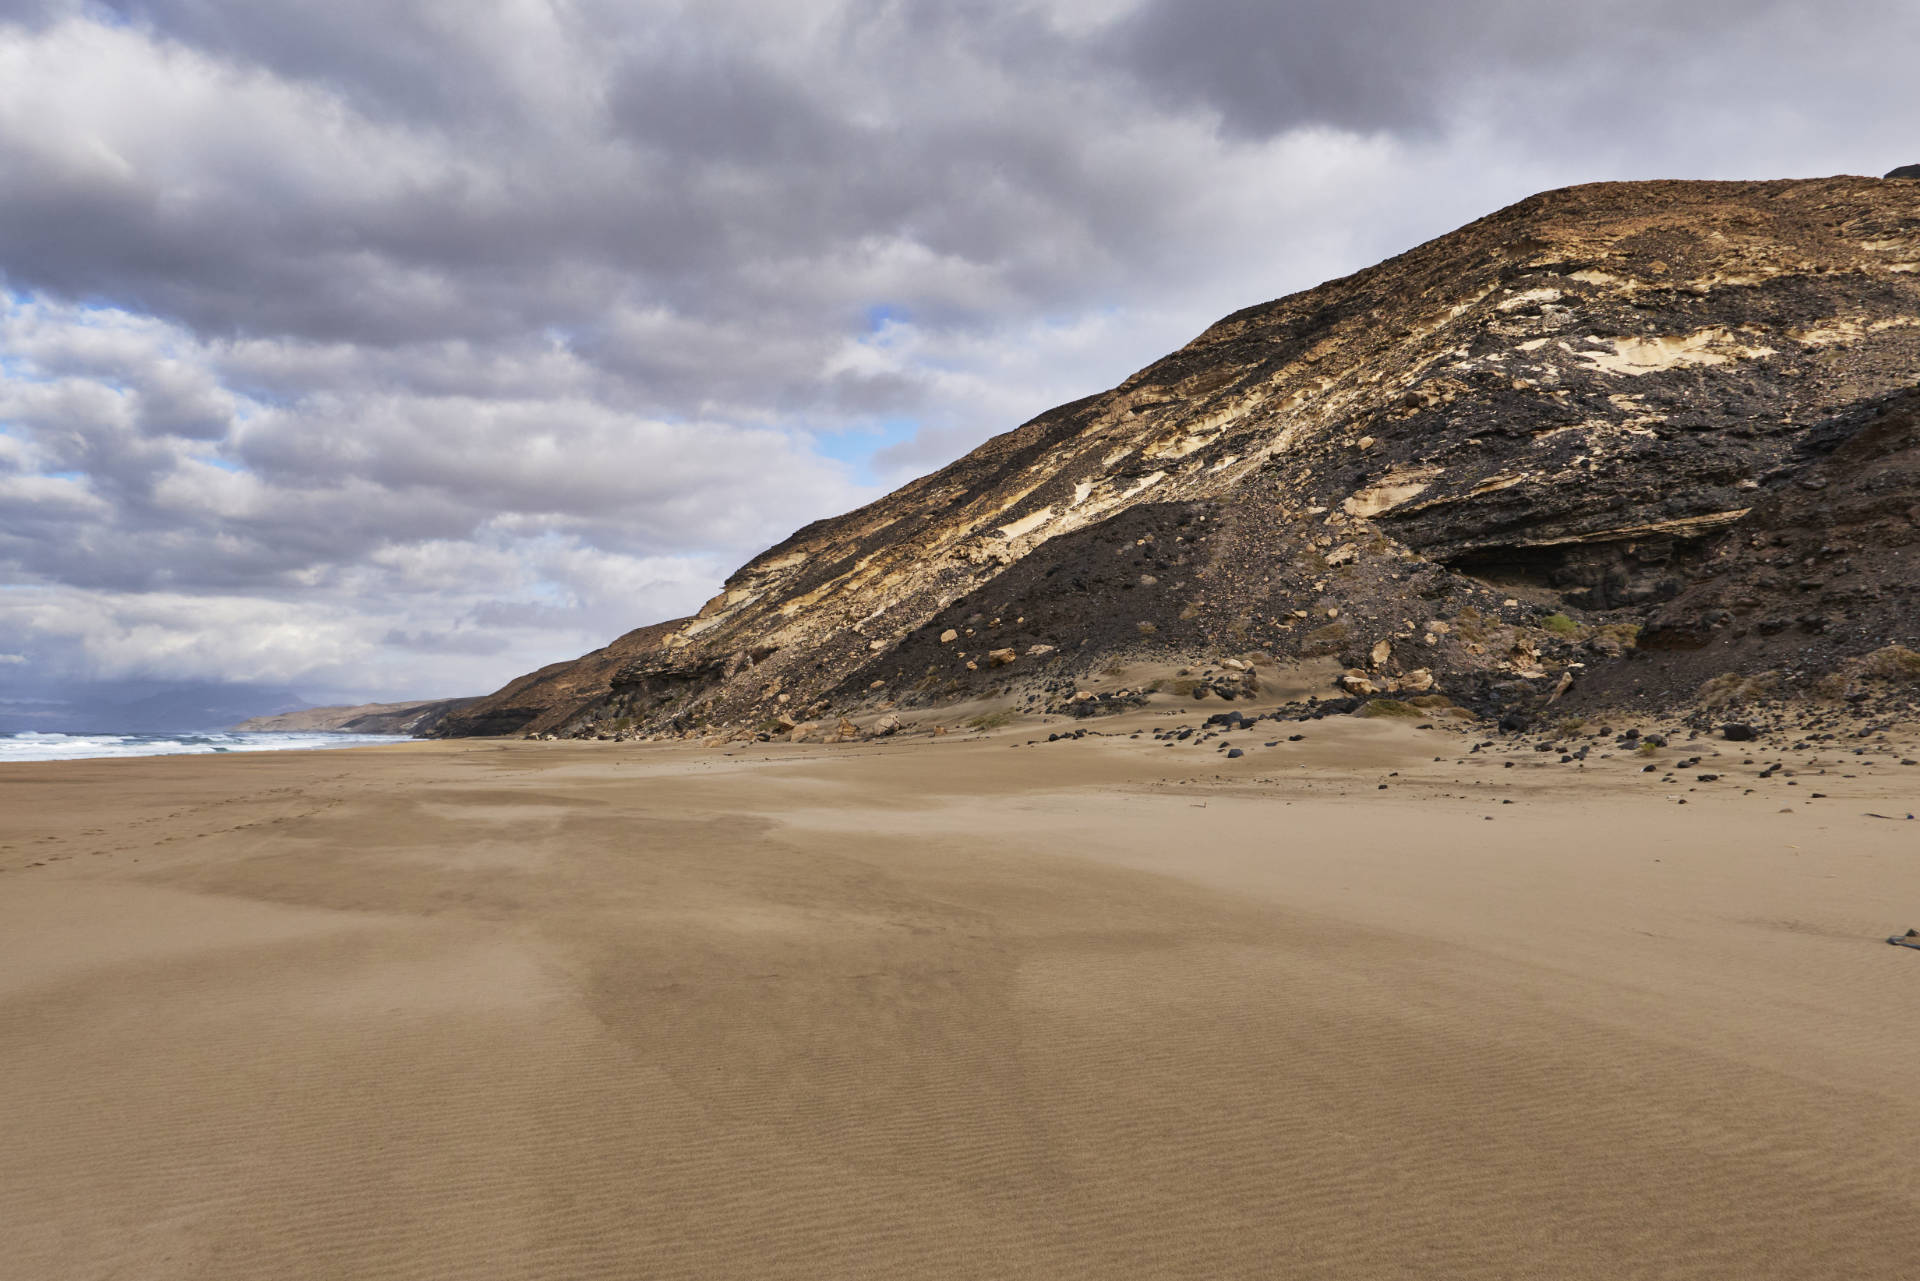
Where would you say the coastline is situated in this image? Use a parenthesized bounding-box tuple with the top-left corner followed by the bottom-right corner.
(0, 729, 416, 764)
(4, 723, 1918, 1277)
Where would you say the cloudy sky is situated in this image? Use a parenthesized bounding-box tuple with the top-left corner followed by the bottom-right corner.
(1, 0, 1914, 724)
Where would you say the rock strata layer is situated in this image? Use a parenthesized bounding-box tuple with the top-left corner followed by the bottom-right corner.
(435, 176, 1920, 739)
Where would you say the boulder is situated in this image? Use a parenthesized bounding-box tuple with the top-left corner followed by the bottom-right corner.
(1886, 164, 1920, 180)
(1339, 670, 1379, 696)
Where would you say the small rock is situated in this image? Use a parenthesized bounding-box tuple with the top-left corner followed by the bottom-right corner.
(1721, 723, 1758, 742)
(940, 629, 958, 643)
(987, 647, 1018, 667)
(1226, 748, 1244, 759)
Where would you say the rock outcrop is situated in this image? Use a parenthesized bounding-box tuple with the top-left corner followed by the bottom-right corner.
(428, 620, 686, 738)
(441, 176, 1920, 738)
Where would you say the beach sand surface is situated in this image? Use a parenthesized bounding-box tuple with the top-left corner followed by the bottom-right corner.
(3, 718, 1918, 1279)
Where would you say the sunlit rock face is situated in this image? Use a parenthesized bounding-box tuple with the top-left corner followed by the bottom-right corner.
(437, 176, 1920, 738)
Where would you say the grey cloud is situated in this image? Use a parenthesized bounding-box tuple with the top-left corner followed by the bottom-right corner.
(1105, 0, 1920, 153)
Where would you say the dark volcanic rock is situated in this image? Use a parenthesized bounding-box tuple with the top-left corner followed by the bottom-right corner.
(439, 177, 1920, 739)
(1887, 165, 1920, 180)
(1574, 388, 1920, 709)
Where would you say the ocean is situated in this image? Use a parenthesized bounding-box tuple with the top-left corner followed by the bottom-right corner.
(0, 731, 411, 763)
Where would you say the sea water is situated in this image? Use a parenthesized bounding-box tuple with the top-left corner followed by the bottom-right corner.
(0, 731, 410, 763)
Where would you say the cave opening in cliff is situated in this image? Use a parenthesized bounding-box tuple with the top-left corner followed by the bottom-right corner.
(1443, 536, 1706, 612)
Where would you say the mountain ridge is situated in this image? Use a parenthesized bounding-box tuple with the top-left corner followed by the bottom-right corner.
(233, 698, 479, 735)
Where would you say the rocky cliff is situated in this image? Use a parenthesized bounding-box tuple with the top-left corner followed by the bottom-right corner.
(437, 175, 1920, 739)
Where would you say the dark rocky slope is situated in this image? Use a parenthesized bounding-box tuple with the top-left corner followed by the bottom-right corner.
(439, 175, 1920, 739)
(430, 621, 686, 738)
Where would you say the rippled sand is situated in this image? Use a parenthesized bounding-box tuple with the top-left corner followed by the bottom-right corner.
(3, 720, 1918, 1278)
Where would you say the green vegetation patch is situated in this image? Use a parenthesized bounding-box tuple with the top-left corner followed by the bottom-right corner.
(1358, 699, 1424, 718)
(1699, 670, 1780, 710)
(1300, 621, 1351, 657)
(1863, 645, 1920, 680)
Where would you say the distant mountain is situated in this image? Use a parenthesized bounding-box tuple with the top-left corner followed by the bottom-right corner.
(0, 681, 308, 734)
(439, 175, 1920, 739)
(231, 698, 480, 735)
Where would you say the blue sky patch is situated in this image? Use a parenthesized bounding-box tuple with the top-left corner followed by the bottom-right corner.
(813, 418, 921, 487)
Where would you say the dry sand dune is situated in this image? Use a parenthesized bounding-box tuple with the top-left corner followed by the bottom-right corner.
(3, 718, 1919, 1278)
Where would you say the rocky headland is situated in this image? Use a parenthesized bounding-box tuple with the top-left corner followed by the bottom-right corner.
(234, 698, 479, 736)
(435, 174, 1920, 743)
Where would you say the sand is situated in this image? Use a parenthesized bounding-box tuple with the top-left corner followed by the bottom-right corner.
(3, 714, 1918, 1279)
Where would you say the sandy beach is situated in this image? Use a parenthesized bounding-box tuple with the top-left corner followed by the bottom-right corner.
(3, 715, 1918, 1279)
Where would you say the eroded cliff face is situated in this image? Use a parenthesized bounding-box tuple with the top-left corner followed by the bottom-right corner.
(438, 176, 1920, 739)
